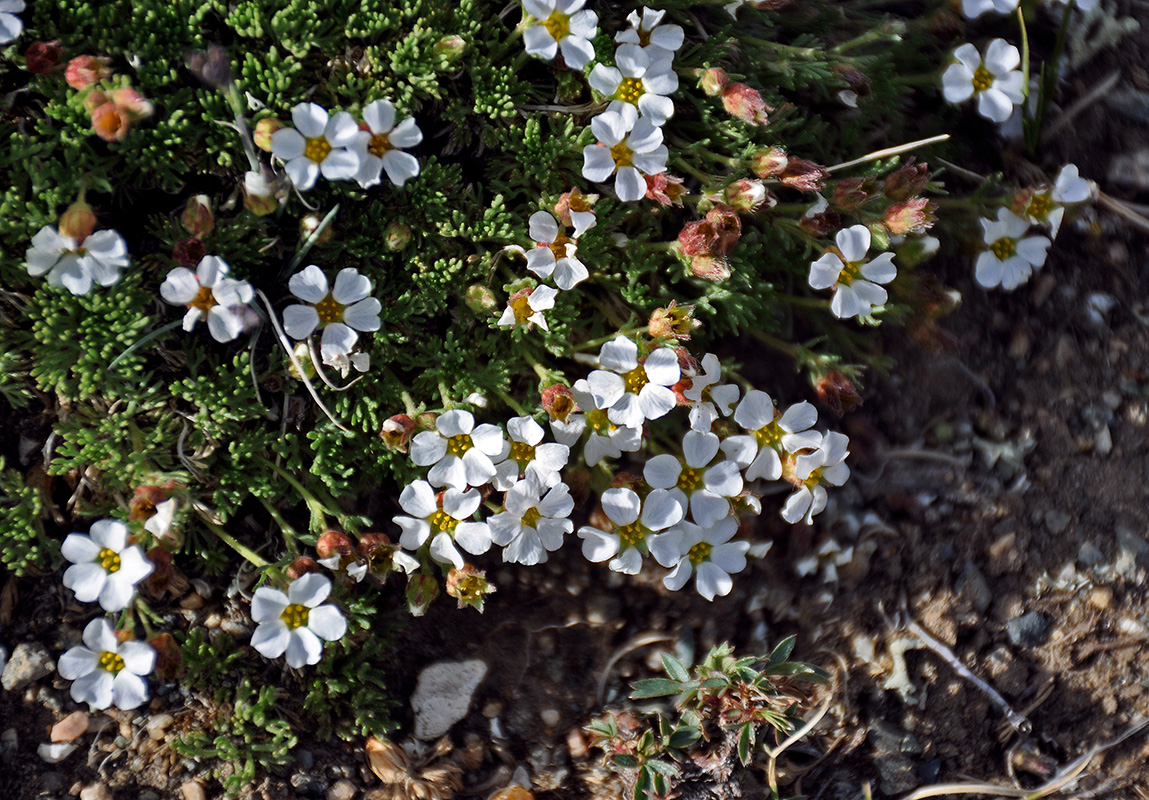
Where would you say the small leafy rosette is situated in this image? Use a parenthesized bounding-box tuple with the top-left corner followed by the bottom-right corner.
(250, 573, 348, 668)
(58, 618, 156, 710)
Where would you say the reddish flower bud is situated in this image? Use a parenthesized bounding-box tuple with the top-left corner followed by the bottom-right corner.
(541, 384, 577, 422)
(832, 177, 872, 211)
(90, 101, 131, 141)
(644, 172, 685, 206)
(815, 370, 862, 416)
(831, 63, 872, 99)
(300, 212, 333, 244)
(172, 237, 206, 267)
(884, 198, 936, 236)
(25, 41, 64, 74)
(677, 219, 718, 257)
(722, 83, 770, 125)
(253, 118, 283, 152)
(243, 169, 278, 216)
(379, 414, 416, 452)
(129, 485, 169, 521)
(65, 56, 112, 90)
(406, 573, 440, 617)
(554, 187, 599, 227)
(356, 532, 392, 560)
(690, 254, 731, 282)
(109, 86, 153, 120)
(287, 556, 320, 579)
(465, 284, 497, 313)
(706, 206, 741, 256)
(181, 195, 215, 237)
(648, 301, 700, 342)
(445, 564, 495, 612)
(751, 146, 788, 178)
(883, 159, 930, 201)
(779, 158, 827, 192)
(58, 199, 97, 243)
(798, 208, 840, 237)
(433, 34, 467, 64)
(699, 67, 729, 97)
(385, 222, 412, 251)
(723, 179, 767, 213)
(317, 530, 355, 560)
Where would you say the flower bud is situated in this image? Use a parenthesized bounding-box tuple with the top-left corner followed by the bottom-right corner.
(883, 159, 930, 201)
(690, 255, 731, 282)
(706, 206, 741, 256)
(779, 158, 827, 192)
(90, 101, 130, 141)
(884, 198, 936, 236)
(186, 44, 233, 88)
(317, 530, 355, 560)
(751, 146, 789, 178)
(65, 55, 112, 90)
(867, 221, 891, 251)
(129, 484, 169, 521)
(415, 412, 438, 431)
(253, 117, 283, 152)
(181, 195, 215, 237)
(406, 573, 439, 617)
(815, 370, 862, 416)
(644, 173, 685, 206)
(384, 222, 412, 251)
(356, 532, 392, 561)
(109, 86, 154, 120)
(287, 556, 320, 579)
(465, 284, 497, 313)
(25, 41, 64, 74)
(300, 212, 333, 244)
(288, 341, 316, 380)
(172, 237, 206, 267)
(541, 384, 577, 422)
(433, 34, 467, 64)
(58, 199, 98, 242)
(677, 219, 718, 257)
(648, 301, 700, 341)
(446, 564, 495, 612)
(554, 187, 599, 228)
(699, 67, 729, 97)
(722, 83, 770, 125)
(723, 179, 767, 213)
(798, 208, 840, 237)
(832, 177, 872, 211)
(244, 169, 278, 216)
(380, 414, 416, 452)
(831, 63, 871, 99)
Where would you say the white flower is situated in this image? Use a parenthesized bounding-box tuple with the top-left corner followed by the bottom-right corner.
(795, 539, 854, 583)
(644, 430, 743, 527)
(522, 0, 598, 69)
(250, 573, 348, 668)
(555, 379, 643, 467)
(661, 518, 750, 600)
(974, 208, 1051, 291)
(941, 40, 1025, 124)
(808, 225, 897, 319)
(393, 479, 492, 568)
(489, 479, 574, 565)
(58, 619, 155, 711)
(282, 265, 382, 361)
(493, 415, 569, 491)
(578, 487, 684, 575)
(270, 103, 362, 191)
(586, 337, 680, 428)
(582, 111, 668, 203)
(683, 353, 740, 432)
(160, 255, 255, 343)
(352, 99, 422, 188)
(961, 0, 1018, 18)
(409, 410, 507, 489)
(0, 0, 24, 44)
(588, 44, 678, 127)
(499, 285, 559, 332)
(1023, 164, 1093, 238)
(721, 392, 821, 482)
(615, 7, 684, 65)
(24, 224, 129, 296)
(781, 431, 850, 525)
(143, 498, 178, 542)
(323, 349, 370, 378)
(525, 211, 589, 290)
(62, 519, 154, 612)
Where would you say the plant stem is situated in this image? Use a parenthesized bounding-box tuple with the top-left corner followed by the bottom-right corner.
(195, 509, 269, 569)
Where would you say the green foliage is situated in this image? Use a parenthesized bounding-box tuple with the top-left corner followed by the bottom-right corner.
(0, 457, 55, 576)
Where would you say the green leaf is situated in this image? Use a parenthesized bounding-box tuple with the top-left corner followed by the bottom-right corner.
(661, 652, 690, 683)
(613, 754, 640, 769)
(737, 723, 754, 766)
(768, 634, 796, 666)
(658, 715, 672, 739)
(667, 727, 701, 749)
(630, 678, 682, 699)
(699, 677, 728, 690)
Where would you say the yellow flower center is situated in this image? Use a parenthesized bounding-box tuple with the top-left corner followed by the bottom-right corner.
(429, 510, 459, 532)
(96, 548, 121, 573)
(838, 258, 863, 285)
(445, 434, 471, 456)
(989, 237, 1016, 260)
(687, 541, 712, 566)
(622, 366, 648, 394)
(367, 132, 393, 158)
(521, 506, 542, 529)
(542, 10, 570, 41)
(615, 77, 645, 105)
(971, 65, 994, 93)
(616, 521, 645, 548)
(509, 293, 535, 325)
(280, 603, 310, 630)
(676, 466, 702, 492)
(189, 285, 216, 314)
(610, 141, 635, 168)
(1026, 193, 1053, 220)
(586, 408, 612, 434)
(508, 439, 536, 465)
(547, 231, 572, 260)
(313, 293, 346, 326)
(753, 420, 783, 450)
(303, 136, 333, 164)
(98, 651, 125, 674)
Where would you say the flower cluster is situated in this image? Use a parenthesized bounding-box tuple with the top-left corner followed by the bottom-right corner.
(160, 255, 255, 343)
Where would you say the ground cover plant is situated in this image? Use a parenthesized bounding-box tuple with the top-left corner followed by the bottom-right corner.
(0, 0, 1132, 797)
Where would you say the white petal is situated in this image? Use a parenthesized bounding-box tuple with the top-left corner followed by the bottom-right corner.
(111, 671, 150, 710)
(977, 88, 1015, 123)
(641, 488, 684, 531)
(251, 620, 290, 659)
(82, 618, 119, 653)
(362, 99, 395, 134)
(643, 348, 680, 386)
(58, 647, 98, 681)
(861, 252, 897, 284)
(381, 150, 421, 186)
(409, 432, 447, 467)
(61, 534, 100, 565)
(284, 157, 320, 191)
(523, 25, 558, 60)
(579, 527, 619, 562)
(683, 430, 720, 468)
(559, 34, 596, 69)
(609, 547, 643, 575)
(601, 487, 640, 526)
(331, 268, 371, 304)
(308, 605, 348, 641)
(292, 103, 330, 138)
(289, 264, 330, 303)
(437, 409, 475, 437)
(528, 210, 560, 244)
(270, 128, 306, 160)
(285, 627, 323, 667)
(941, 63, 975, 104)
(343, 298, 381, 331)
(428, 532, 465, 569)
(288, 572, 332, 607)
(251, 587, 289, 623)
(454, 522, 492, 555)
(836, 225, 871, 263)
(582, 146, 618, 183)
(614, 167, 646, 202)
(64, 563, 107, 604)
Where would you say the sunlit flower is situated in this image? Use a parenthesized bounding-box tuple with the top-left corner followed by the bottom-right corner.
(721, 392, 821, 481)
(493, 415, 569, 491)
(660, 518, 750, 600)
(554, 187, 598, 237)
(588, 43, 677, 127)
(160, 255, 254, 343)
(781, 431, 850, 525)
(58, 619, 155, 710)
(0, 0, 24, 44)
(522, 0, 598, 69)
(250, 573, 348, 668)
(25, 224, 129, 296)
(683, 353, 740, 432)
(582, 111, 668, 203)
(270, 103, 362, 191)
(352, 99, 422, 188)
(62, 519, 154, 612)
(499, 285, 559, 332)
(587, 336, 680, 428)
(553, 379, 643, 467)
(1021, 163, 1093, 238)
(393, 480, 492, 568)
(283, 265, 381, 361)
(644, 430, 743, 527)
(961, 0, 1018, 18)
(941, 40, 1025, 123)
(525, 211, 589, 290)
(974, 208, 1051, 291)
(808, 224, 897, 319)
(409, 410, 507, 489)
(489, 479, 574, 565)
(615, 7, 684, 64)
(578, 487, 684, 574)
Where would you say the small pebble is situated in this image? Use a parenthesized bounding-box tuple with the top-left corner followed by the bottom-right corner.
(326, 780, 357, 800)
(1088, 587, 1113, 610)
(1077, 541, 1104, 567)
(180, 781, 206, 800)
(145, 713, 174, 741)
(37, 742, 78, 764)
(1044, 510, 1071, 535)
(540, 708, 561, 728)
(178, 593, 205, 610)
(1, 642, 55, 691)
(79, 782, 113, 800)
(1006, 611, 1050, 648)
(51, 711, 90, 743)
(202, 613, 222, 629)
